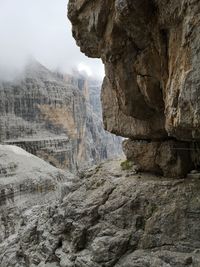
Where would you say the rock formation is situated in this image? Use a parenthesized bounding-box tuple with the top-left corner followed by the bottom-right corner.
(1, 1, 200, 266)
(0, 60, 122, 171)
(0, 144, 74, 251)
(68, 0, 200, 177)
(1, 159, 200, 266)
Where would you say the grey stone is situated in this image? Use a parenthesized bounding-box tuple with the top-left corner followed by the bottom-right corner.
(68, 0, 200, 177)
(0, 60, 122, 172)
(1, 159, 200, 266)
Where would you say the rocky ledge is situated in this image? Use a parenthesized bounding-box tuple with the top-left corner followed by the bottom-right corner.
(68, 0, 200, 177)
(1, 159, 200, 267)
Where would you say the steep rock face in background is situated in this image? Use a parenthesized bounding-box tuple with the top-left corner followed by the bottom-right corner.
(0, 61, 122, 171)
(68, 0, 200, 177)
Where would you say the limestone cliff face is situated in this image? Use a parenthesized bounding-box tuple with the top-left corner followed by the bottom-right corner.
(0, 61, 122, 171)
(68, 0, 200, 177)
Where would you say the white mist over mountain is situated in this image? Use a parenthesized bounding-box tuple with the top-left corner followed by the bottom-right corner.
(0, 0, 104, 80)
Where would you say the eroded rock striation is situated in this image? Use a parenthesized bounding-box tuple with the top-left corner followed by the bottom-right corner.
(0, 60, 122, 171)
(68, 0, 200, 177)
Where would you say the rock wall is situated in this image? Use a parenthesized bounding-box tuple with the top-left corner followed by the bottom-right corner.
(0, 60, 122, 171)
(68, 0, 200, 177)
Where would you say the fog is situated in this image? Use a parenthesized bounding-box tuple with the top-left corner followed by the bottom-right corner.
(0, 0, 104, 80)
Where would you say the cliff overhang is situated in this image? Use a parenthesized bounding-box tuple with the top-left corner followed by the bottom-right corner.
(68, 0, 200, 177)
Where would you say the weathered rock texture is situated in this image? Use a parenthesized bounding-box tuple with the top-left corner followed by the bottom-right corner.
(0, 144, 74, 249)
(123, 139, 193, 177)
(1, 159, 200, 267)
(0, 61, 122, 171)
(68, 0, 200, 177)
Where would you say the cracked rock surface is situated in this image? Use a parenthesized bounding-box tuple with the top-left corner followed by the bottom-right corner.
(1, 159, 200, 266)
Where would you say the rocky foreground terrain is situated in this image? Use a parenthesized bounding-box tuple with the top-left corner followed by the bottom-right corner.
(0, 60, 122, 171)
(0, 145, 74, 266)
(1, 155, 200, 267)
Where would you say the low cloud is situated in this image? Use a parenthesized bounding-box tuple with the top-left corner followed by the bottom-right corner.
(0, 0, 104, 80)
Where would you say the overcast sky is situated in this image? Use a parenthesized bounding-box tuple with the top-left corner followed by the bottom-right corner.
(0, 0, 104, 80)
